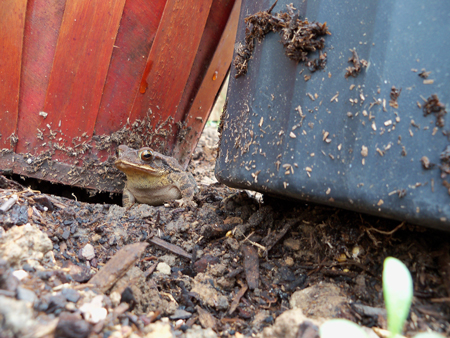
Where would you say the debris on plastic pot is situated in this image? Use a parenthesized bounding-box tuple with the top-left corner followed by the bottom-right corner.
(234, 0, 330, 77)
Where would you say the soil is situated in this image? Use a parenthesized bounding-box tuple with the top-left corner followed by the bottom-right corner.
(0, 125, 450, 338)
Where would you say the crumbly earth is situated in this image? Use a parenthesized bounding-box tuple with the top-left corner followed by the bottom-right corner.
(0, 125, 449, 338)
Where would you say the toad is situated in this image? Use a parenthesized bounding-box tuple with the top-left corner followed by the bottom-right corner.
(114, 145, 198, 207)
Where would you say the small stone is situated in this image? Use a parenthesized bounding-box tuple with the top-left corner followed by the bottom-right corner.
(65, 302, 76, 311)
(290, 283, 347, 319)
(156, 262, 171, 275)
(55, 312, 91, 338)
(22, 263, 35, 273)
(159, 254, 177, 267)
(261, 309, 320, 338)
(16, 287, 37, 304)
(62, 229, 71, 240)
(79, 295, 107, 324)
(81, 244, 95, 261)
(61, 288, 81, 303)
(170, 309, 192, 320)
(37, 270, 54, 281)
(12, 269, 29, 281)
(47, 294, 67, 314)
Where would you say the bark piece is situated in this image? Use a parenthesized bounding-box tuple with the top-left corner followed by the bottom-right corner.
(196, 305, 217, 329)
(229, 283, 248, 315)
(242, 245, 259, 290)
(89, 242, 148, 293)
(148, 237, 192, 260)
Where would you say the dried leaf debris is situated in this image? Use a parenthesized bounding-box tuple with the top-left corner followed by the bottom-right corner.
(234, 1, 330, 77)
(389, 86, 402, 108)
(345, 48, 368, 78)
(423, 94, 447, 128)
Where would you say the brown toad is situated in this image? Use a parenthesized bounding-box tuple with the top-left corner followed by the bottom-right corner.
(114, 145, 198, 207)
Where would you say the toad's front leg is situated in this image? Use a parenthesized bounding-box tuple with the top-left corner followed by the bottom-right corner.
(122, 187, 136, 208)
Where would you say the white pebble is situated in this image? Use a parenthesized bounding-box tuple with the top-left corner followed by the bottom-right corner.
(156, 262, 171, 275)
(81, 244, 95, 260)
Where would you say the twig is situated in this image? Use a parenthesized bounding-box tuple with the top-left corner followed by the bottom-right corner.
(368, 221, 405, 235)
(241, 231, 266, 251)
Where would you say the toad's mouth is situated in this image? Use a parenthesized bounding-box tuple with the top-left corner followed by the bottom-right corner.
(114, 159, 165, 176)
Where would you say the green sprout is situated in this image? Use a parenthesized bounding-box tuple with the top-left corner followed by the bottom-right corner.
(383, 257, 413, 337)
(319, 257, 445, 338)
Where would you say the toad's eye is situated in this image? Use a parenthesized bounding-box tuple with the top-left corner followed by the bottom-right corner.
(139, 149, 153, 162)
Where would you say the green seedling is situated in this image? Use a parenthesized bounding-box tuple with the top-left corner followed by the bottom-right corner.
(383, 257, 413, 337)
(319, 257, 445, 338)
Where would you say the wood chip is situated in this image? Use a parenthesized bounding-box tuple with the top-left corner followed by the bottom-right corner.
(423, 79, 434, 85)
(330, 92, 339, 102)
(228, 284, 248, 315)
(149, 237, 192, 260)
(197, 306, 218, 329)
(89, 242, 149, 292)
(242, 245, 259, 290)
(0, 194, 18, 213)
